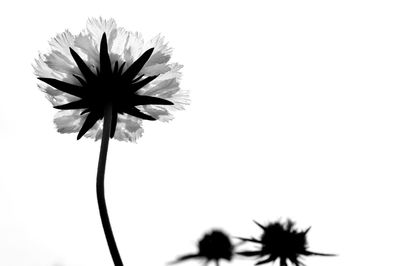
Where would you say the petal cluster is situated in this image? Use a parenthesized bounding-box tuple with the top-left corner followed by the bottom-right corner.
(34, 18, 188, 141)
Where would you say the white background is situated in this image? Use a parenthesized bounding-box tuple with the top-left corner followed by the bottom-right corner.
(0, 1, 399, 266)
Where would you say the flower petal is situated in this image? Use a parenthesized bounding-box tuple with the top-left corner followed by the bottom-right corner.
(141, 78, 180, 98)
(44, 31, 76, 75)
(86, 17, 118, 46)
(143, 34, 173, 66)
(33, 55, 61, 79)
(74, 33, 99, 68)
(37, 82, 80, 107)
(140, 105, 173, 122)
(113, 114, 144, 142)
(124, 32, 145, 63)
(141, 63, 171, 76)
(54, 110, 85, 134)
(110, 27, 130, 58)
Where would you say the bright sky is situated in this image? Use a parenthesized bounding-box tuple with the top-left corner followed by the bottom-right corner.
(1, 1, 399, 266)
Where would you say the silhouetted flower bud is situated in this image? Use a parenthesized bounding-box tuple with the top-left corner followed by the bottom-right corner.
(172, 230, 234, 266)
(237, 219, 335, 266)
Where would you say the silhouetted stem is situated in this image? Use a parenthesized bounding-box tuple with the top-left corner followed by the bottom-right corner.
(97, 104, 123, 266)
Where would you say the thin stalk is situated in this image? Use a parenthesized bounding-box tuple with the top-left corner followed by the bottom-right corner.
(96, 104, 123, 266)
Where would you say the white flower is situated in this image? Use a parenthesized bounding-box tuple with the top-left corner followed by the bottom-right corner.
(34, 17, 189, 142)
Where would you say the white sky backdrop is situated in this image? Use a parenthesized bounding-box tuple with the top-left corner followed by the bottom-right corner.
(0, 0, 400, 266)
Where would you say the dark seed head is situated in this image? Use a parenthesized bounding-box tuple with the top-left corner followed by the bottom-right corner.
(237, 219, 336, 266)
(171, 230, 234, 266)
(198, 230, 234, 262)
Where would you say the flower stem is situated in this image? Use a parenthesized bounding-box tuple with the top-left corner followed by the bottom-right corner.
(97, 104, 123, 266)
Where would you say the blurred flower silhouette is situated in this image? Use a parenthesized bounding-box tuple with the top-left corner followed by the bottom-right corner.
(33, 18, 188, 266)
(171, 230, 234, 266)
(236, 220, 335, 266)
(34, 17, 188, 141)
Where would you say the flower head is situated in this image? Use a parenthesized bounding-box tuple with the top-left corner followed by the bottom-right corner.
(34, 18, 188, 141)
(172, 230, 234, 266)
(237, 220, 335, 266)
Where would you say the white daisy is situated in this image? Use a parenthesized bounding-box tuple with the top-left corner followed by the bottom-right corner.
(34, 17, 189, 142)
(33, 18, 189, 266)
